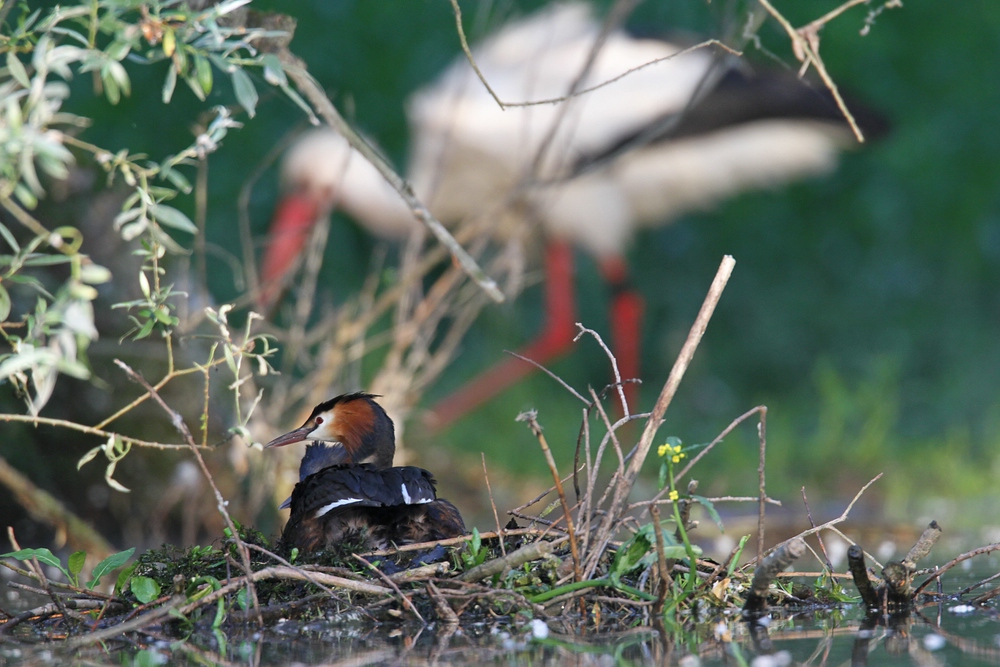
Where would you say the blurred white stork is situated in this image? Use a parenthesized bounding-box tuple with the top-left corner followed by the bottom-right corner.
(259, 2, 884, 428)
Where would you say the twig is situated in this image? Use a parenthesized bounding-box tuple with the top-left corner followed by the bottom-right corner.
(362, 528, 548, 557)
(756, 408, 768, 565)
(271, 47, 503, 303)
(352, 555, 426, 625)
(913, 542, 1000, 597)
(0, 413, 200, 450)
(446, 0, 738, 110)
(459, 538, 565, 583)
(903, 521, 942, 570)
(481, 453, 505, 557)
(575, 325, 630, 418)
(176, 565, 391, 618)
(64, 594, 187, 647)
(743, 538, 807, 613)
(847, 544, 879, 610)
(427, 581, 460, 625)
(517, 411, 582, 582)
(504, 351, 589, 404)
(747, 473, 883, 568)
(801, 487, 833, 572)
(674, 405, 766, 483)
(389, 562, 450, 584)
(756, 0, 864, 142)
(587, 256, 735, 578)
(113, 359, 262, 626)
(649, 505, 672, 616)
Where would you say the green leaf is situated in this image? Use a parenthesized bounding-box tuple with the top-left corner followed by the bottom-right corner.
(691, 495, 725, 532)
(1, 548, 58, 568)
(183, 72, 207, 102)
(134, 318, 156, 340)
(160, 165, 192, 194)
(134, 648, 167, 667)
(101, 68, 121, 105)
(105, 40, 131, 61)
(149, 204, 196, 234)
(0, 285, 10, 322)
(0, 221, 20, 252)
(115, 563, 137, 597)
(230, 67, 257, 118)
(131, 576, 161, 604)
(6, 52, 29, 88)
(68, 550, 86, 584)
(194, 54, 213, 95)
(610, 531, 652, 579)
(236, 586, 249, 611)
(261, 54, 286, 86)
(1, 548, 72, 581)
(162, 64, 177, 104)
(727, 536, 750, 578)
(86, 547, 135, 590)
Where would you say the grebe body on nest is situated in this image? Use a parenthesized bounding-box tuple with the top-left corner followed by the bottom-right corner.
(266, 392, 465, 552)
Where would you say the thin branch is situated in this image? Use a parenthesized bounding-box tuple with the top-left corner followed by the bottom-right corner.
(482, 453, 506, 556)
(0, 413, 199, 450)
(756, 0, 864, 142)
(352, 554, 426, 625)
(756, 408, 768, 565)
(586, 255, 735, 577)
(575, 325, 629, 418)
(517, 411, 582, 583)
(113, 359, 263, 626)
(272, 48, 504, 303)
(504, 351, 590, 404)
(745, 473, 883, 569)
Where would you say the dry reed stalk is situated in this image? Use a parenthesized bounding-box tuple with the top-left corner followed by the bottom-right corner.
(756, 408, 768, 565)
(584, 255, 735, 577)
(518, 411, 582, 582)
(482, 453, 506, 557)
(649, 504, 672, 616)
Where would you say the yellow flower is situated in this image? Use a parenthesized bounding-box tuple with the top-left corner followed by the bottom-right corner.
(669, 490, 679, 502)
(672, 455, 681, 463)
(658, 443, 669, 457)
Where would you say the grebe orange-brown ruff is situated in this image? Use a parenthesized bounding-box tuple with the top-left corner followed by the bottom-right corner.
(265, 393, 465, 552)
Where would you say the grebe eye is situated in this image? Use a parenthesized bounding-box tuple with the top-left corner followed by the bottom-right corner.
(315, 417, 324, 425)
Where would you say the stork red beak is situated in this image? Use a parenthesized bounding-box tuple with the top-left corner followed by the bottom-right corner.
(264, 425, 315, 448)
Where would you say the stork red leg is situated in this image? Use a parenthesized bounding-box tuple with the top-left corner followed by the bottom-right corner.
(258, 193, 319, 310)
(599, 256, 643, 413)
(426, 241, 578, 430)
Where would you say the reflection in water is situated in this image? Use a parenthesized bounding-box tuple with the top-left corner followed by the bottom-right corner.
(3, 604, 999, 666)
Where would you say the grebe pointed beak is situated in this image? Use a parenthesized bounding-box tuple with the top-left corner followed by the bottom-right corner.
(265, 425, 315, 448)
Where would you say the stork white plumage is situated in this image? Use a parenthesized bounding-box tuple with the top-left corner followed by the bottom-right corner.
(259, 2, 884, 428)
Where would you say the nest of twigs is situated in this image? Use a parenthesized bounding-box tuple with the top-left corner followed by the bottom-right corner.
(4, 256, 1000, 655)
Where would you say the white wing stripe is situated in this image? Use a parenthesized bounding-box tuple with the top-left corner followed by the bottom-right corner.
(315, 498, 362, 517)
(401, 483, 434, 505)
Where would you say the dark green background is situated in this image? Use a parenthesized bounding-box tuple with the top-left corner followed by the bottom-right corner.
(26, 0, 1000, 534)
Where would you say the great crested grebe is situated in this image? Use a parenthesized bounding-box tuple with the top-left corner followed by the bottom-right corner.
(265, 392, 465, 552)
